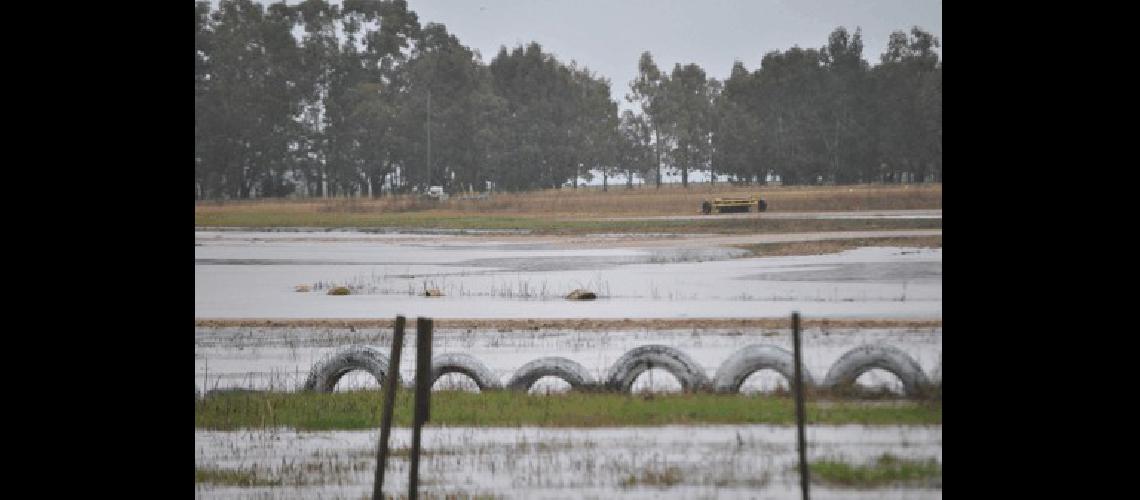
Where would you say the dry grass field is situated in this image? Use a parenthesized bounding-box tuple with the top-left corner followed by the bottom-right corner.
(195, 183, 941, 221)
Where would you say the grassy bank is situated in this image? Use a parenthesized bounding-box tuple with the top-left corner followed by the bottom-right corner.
(195, 468, 281, 487)
(733, 235, 942, 257)
(195, 390, 942, 430)
(195, 211, 940, 234)
(812, 454, 942, 488)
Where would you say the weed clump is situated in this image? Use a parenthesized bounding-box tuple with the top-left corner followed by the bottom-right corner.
(621, 466, 683, 488)
(566, 289, 597, 300)
(327, 286, 351, 296)
(812, 453, 941, 487)
(195, 467, 281, 487)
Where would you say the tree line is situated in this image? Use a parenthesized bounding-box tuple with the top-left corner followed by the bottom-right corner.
(195, 0, 941, 199)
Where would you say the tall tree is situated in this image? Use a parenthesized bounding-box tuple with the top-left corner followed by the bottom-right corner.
(618, 110, 654, 188)
(627, 52, 670, 189)
(759, 46, 831, 184)
(660, 63, 716, 188)
(819, 27, 871, 183)
(871, 27, 941, 182)
(195, 0, 302, 199)
(712, 61, 763, 183)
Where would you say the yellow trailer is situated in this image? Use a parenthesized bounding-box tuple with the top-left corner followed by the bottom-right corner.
(701, 194, 767, 214)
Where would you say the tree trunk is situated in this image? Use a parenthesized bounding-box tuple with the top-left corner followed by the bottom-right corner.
(654, 127, 661, 189)
(681, 144, 689, 188)
(370, 172, 383, 198)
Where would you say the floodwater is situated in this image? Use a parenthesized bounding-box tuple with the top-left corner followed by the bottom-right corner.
(195, 325, 942, 394)
(195, 425, 942, 498)
(195, 231, 941, 319)
(194, 230, 943, 497)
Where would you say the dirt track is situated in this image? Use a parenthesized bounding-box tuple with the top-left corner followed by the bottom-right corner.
(531, 229, 943, 249)
(195, 228, 941, 249)
(597, 209, 942, 222)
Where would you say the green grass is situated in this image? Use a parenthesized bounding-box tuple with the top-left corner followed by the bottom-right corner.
(812, 453, 942, 487)
(194, 212, 940, 235)
(195, 390, 942, 430)
(195, 467, 282, 487)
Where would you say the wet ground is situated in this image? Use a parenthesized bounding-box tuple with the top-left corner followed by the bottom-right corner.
(195, 424, 942, 498)
(195, 228, 943, 497)
(195, 231, 941, 319)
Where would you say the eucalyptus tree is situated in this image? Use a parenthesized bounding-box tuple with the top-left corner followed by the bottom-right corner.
(819, 27, 872, 183)
(292, 0, 341, 196)
(195, 0, 303, 199)
(394, 23, 490, 192)
(751, 46, 830, 185)
(570, 66, 619, 190)
(618, 110, 654, 188)
(489, 43, 614, 191)
(195, 2, 213, 199)
(712, 61, 763, 183)
(870, 27, 941, 182)
(626, 52, 670, 189)
(346, 0, 421, 196)
(657, 63, 716, 188)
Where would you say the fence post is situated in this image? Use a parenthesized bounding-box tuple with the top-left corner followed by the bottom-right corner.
(372, 316, 405, 500)
(409, 317, 433, 500)
(792, 312, 811, 500)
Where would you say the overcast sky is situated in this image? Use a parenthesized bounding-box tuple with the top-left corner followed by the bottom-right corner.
(408, 0, 942, 111)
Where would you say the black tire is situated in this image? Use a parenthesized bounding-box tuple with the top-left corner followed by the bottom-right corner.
(303, 345, 398, 392)
(430, 353, 503, 391)
(507, 357, 597, 392)
(712, 344, 815, 393)
(604, 345, 710, 392)
(823, 344, 930, 397)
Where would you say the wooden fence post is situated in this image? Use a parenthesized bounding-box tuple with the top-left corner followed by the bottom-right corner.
(792, 312, 811, 500)
(372, 316, 405, 500)
(409, 317, 433, 500)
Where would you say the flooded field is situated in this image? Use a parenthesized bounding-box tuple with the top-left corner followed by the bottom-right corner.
(195, 229, 942, 498)
(195, 325, 942, 394)
(195, 424, 942, 498)
(195, 231, 941, 319)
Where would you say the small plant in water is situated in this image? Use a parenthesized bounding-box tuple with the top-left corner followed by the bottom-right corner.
(327, 286, 351, 296)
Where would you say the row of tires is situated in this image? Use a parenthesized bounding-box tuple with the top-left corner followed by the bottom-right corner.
(303, 343, 940, 397)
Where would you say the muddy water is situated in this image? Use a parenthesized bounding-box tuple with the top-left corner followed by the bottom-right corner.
(195, 231, 941, 319)
(195, 326, 942, 394)
(195, 425, 942, 499)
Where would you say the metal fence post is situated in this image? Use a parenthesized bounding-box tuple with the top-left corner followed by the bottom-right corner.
(792, 312, 811, 500)
(372, 316, 405, 500)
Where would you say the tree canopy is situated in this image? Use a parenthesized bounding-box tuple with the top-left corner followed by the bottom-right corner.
(195, 1, 941, 199)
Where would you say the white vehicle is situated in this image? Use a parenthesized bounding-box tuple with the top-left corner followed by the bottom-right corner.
(426, 185, 449, 200)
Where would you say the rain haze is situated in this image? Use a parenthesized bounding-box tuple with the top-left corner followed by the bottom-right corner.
(195, 0, 942, 496)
